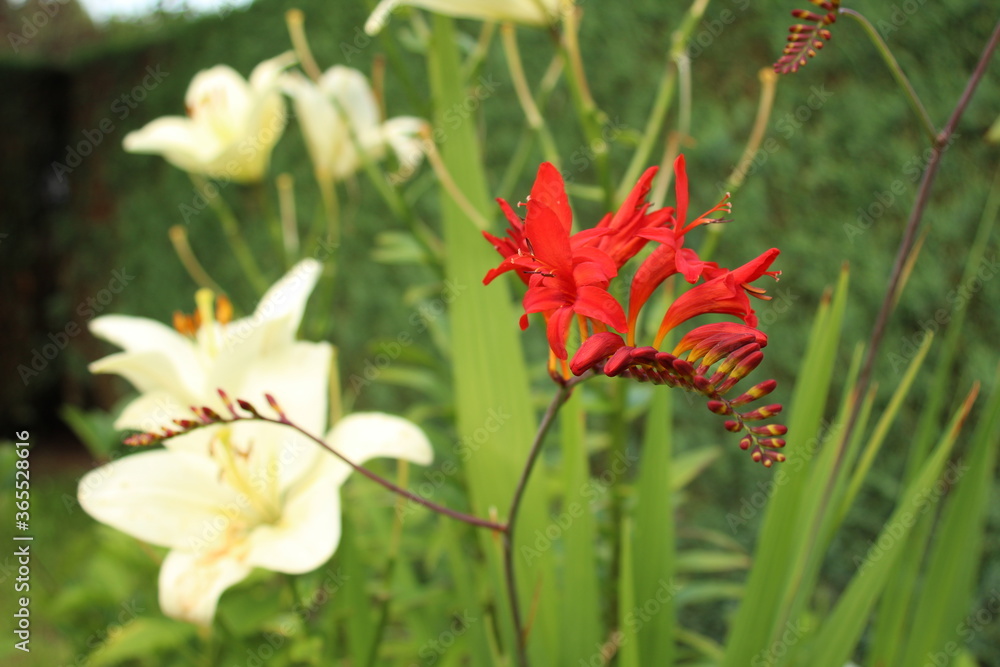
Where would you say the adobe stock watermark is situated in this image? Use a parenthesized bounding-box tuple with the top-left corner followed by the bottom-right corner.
(843, 133, 960, 243)
(388, 75, 503, 186)
(7, 0, 71, 53)
(50, 66, 170, 183)
(715, 86, 835, 192)
(236, 567, 349, 667)
(726, 419, 838, 533)
(521, 448, 638, 565)
(407, 610, 477, 666)
(56, 598, 145, 667)
(348, 279, 467, 392)
(178, 110, 287, 223)
(396, 406, 512, 523)
(750, 619, 813, 667)
(18, 268, 135, 386)
(853, 459, 969, 575)
(685, 0, 753, 61)
(579, 578, 680, 666)
(560, 116, 628, 184)
(774, 84, 835, 139)
(924, 587, 1000, 667)
(876, 0, 930, 39)
(887, 253, 998, 373)
(68, 393, 200, 514)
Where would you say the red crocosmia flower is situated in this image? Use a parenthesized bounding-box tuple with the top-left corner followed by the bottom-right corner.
(482, 198, 530, 285)
(626, 155, 732, 339)
(486, 158, 788, 466)
(653, 248, 780, 348)
(483, 162, 627, 360)
(591, 166, 673, 268)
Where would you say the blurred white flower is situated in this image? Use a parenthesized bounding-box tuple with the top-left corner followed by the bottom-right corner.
(365, 0, 564, 35)
(79, 412, 432, 625)
(87, 258, 330, 459)
(123, 52, 294, 183)
(281, 66, 427, 182)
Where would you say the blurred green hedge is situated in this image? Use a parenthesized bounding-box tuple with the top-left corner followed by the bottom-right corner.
(2, 0, 997, 492)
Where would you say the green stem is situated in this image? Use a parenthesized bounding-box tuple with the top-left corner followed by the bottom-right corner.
(621, 63, 678, 199)
(502, 376, 585, 667)
(190, 175, 270, 296)
(497, 54, 565, 196)
(839, 14, 1000, 505)
(604, 381, 628, 629)
(317, 175, 341, 248)
(502, 23, 562, 169)
(840, 8, 937, 143)
(161, 404, 508, 532)
(558, 9, 614, 209)
(618, 0, 709, 199)
(364, 463, 409, 667)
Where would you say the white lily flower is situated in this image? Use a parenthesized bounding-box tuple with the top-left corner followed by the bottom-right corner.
(365, 0, 564, 35)
(123, 52, 295, 183)
(87, 259, 330, 464)
(78, 412, 433, 625)
(281, 67, 427, 182)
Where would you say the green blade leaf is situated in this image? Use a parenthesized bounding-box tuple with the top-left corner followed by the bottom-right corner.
(720, 265, 850, 666)
(801, 386, 979, 667)
(428, 17, 556, 663)
(632, 389, 676, 664)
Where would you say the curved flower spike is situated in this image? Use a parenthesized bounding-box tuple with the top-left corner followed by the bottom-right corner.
(123, 53, 295, 182)
(79, 412, 432, 625)
(89, 259, 331, 462)
(773, 0, 841, 74)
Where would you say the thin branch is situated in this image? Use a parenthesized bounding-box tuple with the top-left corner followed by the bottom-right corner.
(502, 372, 590, 666)
(132, 395, 507, 532)
(843, 16, 1000, 468)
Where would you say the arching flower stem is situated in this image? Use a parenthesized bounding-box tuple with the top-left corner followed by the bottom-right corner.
(838, 8, 936, 143)
(138, 392, 507, 532)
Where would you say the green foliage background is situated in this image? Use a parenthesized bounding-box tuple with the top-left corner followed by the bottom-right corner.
(1, 0, 999, 664)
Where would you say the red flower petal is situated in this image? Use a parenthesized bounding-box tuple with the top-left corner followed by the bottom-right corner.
(576, 285, 628, 334)
(627, 243, 679, 341)
(529, 162, 573, 234)
(570, 331, 625, 375)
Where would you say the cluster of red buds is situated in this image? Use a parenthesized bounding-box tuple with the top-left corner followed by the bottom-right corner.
(774, 0, 841, 74)
(571, 326, 786, 467)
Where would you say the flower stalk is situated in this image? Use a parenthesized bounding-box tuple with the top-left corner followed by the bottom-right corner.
(838, 8, 936, 143)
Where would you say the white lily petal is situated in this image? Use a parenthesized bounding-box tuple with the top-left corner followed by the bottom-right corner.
(319, 66, 381, 139)
(186, 64, 253, 144)
(365, 0, 560, 34)
(228, 341, 331, 435)
(227, 420, 320, 495)
(249, 51, 297, 90)
(281, 72, 344, 180)
(90, 315, 204, 388)
(126, 56, 292, 182)
(326, 412, 433, 485)
(122, 116, 223, 172)
(228, 259, 323, 353)
(89, 349, 202, 402)
(244, 455, 342, 573)
(114, 390, 192, 433)
(78, 450, 238, 550)
(158, 550, 253, 626)
(382, 116, 428, 177)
